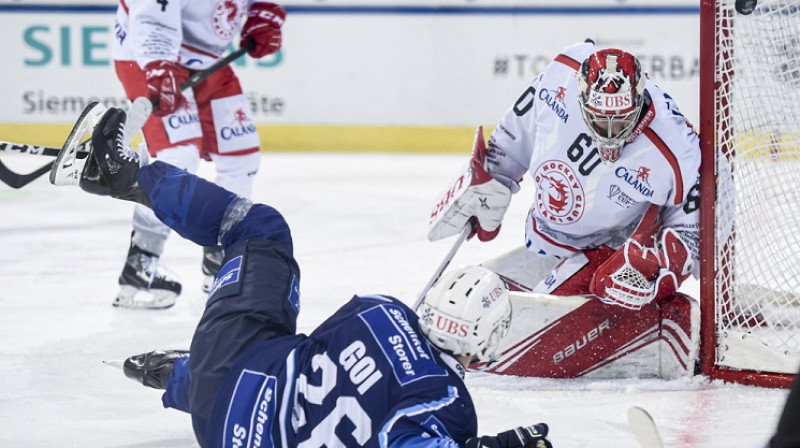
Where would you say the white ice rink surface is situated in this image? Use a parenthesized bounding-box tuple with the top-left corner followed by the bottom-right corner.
(0, 153, 790, 447)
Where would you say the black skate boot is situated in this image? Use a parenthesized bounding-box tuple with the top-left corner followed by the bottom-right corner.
(123, 350, 190, 390)
(201, 245, 224, 293)
(116, 238, 182, 309)
(79, 107, 151, 206)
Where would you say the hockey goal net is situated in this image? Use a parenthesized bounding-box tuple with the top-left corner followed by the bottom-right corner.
(700, 0, 800, 387)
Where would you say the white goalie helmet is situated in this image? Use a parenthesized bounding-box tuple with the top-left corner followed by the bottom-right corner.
(577, 48, 646, 164)
(418, 266, 512, 364)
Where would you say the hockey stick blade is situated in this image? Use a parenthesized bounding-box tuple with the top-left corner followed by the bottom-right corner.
(0, 160, 54, 188)
(627, 406, 665, 448)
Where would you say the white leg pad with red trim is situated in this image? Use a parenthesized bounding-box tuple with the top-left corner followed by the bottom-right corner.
(482, 292, 699, 379)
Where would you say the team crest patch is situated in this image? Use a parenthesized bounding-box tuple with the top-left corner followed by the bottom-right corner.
(212, 0, 245, 40)
(533, 160, 585, 224)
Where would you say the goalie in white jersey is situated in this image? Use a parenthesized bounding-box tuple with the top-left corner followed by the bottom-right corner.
(429, 40, 701, 379)
(109, 0, 286, 309)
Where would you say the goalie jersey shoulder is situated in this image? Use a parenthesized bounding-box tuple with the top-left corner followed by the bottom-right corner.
(636, 80, 701, 207)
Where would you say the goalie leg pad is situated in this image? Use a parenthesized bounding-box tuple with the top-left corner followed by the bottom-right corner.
(486, 298, 662, 378)
(485, 292, 698, 379)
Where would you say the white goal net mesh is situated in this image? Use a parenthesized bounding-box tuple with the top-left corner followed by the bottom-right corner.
(713, 0, 800, 374)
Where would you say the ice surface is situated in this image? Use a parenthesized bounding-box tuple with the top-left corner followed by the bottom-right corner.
(0, 153, 789, 447)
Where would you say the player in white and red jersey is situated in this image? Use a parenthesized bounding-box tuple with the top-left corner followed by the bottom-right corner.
(110, 0, 285, 309)
(428, 40, 701, 379)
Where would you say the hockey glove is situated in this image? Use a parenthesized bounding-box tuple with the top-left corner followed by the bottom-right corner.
(240, 2, 286, 59)
(590, 228, 694, 309)
(144, 60, 190, 117)
(465, 424, 552, 448)
(428, 126, 513, 242)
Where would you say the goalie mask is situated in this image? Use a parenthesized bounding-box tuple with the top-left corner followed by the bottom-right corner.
(577, 48, 645, 164)
(418, 266, 512, 364)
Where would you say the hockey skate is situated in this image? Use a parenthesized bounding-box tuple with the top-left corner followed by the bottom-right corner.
(123, 350, 189, 390)
(116, 240, 182, 309)
(74, 103, 152, 206)
(201, 246, 223, 293)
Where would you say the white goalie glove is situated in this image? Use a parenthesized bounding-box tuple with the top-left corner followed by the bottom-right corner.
(590, 228, 695, 309)
(428, 126, 513, 242)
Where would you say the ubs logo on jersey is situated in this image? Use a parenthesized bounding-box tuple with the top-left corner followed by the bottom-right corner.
(221, 108, 257, 141)
(539, 87, 570, 123)
(533, 160, 585, 224)
(614, 165, 655, 198)
(212, 0, 245, 40)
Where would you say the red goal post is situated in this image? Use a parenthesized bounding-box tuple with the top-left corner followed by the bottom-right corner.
(699, 0, 800, 388)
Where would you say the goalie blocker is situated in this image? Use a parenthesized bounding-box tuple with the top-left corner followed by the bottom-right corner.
(428, 126, 513, 243)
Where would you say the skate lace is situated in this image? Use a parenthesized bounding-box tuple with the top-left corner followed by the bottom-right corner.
(138, 253, 174, 285)
(114, 118, 140, 164)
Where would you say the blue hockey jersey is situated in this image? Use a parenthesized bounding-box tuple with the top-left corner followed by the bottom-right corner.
(204, 294, 478, 448)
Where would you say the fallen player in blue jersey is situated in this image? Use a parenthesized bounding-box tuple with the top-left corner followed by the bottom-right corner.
(74, 107, 553, 448)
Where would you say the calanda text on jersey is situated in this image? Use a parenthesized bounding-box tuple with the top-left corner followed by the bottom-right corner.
(486, 41, 701, 271)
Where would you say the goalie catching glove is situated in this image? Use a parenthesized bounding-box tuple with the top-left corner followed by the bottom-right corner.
(590, 228, 694, 310)
(428, 126, 513, 242)
(465, 423, 552, 448)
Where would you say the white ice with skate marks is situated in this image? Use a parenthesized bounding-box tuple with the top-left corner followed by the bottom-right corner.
(0, 153, 790, 447)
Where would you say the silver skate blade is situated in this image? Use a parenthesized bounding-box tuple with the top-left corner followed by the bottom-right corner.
(113, 285, 177, 310)
(50, 101, 107, 186)
(102, 360, 125, 370)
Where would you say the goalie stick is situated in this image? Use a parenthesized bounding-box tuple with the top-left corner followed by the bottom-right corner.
(627, 406, 665, 448)
(412, 220, 475, 311)
(1, 42, 254, 189)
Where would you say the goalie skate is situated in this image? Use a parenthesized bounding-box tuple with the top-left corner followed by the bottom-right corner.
(115, 241, 182, 310)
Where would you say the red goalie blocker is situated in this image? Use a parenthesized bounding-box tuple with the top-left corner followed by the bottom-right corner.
(481, 292, 699, 379)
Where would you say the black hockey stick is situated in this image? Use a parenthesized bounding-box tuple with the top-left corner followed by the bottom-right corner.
(0, 42, 253, 189)
(0, 141, 90, 188)
(412, 219, 475, 311)
(0, 161, 54, 189)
